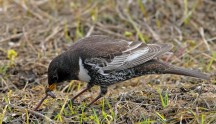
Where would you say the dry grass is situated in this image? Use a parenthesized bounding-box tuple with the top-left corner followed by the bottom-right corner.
(0, 0, 216, 123)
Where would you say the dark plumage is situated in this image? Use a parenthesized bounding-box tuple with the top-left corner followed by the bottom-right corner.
(46, 35, 209, 107)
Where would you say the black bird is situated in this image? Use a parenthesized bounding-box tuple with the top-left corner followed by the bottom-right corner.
(46, 35, 209, 107)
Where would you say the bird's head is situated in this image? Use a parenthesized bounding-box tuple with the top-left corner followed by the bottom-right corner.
(46, 53, 78, 93)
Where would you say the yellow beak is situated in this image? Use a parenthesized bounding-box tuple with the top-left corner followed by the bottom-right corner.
(47, 83, 57, 91)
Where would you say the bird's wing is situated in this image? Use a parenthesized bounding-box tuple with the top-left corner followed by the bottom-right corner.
(102, 43, 173, 72)
(74, 35, 173, 73)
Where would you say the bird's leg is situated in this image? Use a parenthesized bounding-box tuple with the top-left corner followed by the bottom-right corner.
(67, 83, 94, 105)
(86, 86, 108, 107)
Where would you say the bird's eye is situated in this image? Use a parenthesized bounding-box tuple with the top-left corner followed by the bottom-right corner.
(53, 75, 58, 81)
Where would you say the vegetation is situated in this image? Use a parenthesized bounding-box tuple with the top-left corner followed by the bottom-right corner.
(0, 0, 215, 123)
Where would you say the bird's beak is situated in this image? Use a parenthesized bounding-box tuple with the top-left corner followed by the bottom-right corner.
(45, 83, 57, 98)
(47, 83, 57, 91)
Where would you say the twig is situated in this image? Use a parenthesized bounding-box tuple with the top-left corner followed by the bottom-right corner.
(0, 33, 23, 44)
(116, 1, 145, 42)
(4, 103, 54, 123)
(34, 94, 49, 111)
(207, 37, 216, 42)
(199, 27, 211, 51)
(34, 92, 56, 111)
(86, 25, 95, 37)
(114, 94, 124, 124)
(142, 20, 162, 42)
(124, 12, 145, 42)
(13, 0, 44, 21)
(44, 26, 62, 43)
(23, 27, 38, 53)
(40, 26, 62, 52)
(174, 26, 183, 41)
(95, 26, 125, 38)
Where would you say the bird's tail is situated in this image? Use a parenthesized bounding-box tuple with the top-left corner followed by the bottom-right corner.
(135, 59, 210, 80)
(163, 63, 210, 80)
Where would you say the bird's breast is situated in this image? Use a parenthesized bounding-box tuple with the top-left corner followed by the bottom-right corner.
(78, 57, 91, 82)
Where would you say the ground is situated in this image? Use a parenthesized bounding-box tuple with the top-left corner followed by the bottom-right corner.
(0, 0, 216, 124)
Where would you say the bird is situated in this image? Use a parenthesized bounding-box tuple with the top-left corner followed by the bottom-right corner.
(46, 35, 209, 107)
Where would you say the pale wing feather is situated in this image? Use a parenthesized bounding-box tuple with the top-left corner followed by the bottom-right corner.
(84, 41, 173, 73)
(102, 44, 172, 71)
